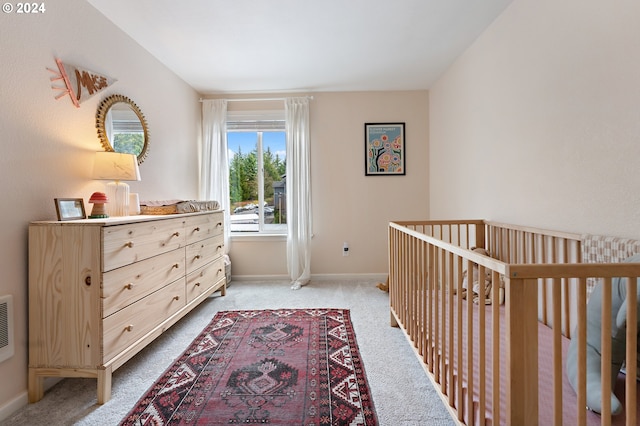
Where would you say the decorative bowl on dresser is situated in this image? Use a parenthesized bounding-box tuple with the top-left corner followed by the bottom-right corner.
(28, 210, 226, 404)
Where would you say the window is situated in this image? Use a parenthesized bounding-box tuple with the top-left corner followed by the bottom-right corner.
(228, 118, 287, 233)
(109, 105, 145, 155)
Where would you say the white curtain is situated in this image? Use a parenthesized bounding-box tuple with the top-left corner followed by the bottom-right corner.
(200, 99, 230, 251)
(285, 97, 312, 290)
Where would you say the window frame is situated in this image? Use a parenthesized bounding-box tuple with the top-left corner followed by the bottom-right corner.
(227, 115, 287, 237)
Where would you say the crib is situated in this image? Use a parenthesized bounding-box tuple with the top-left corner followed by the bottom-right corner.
(388, 219, 639, 426)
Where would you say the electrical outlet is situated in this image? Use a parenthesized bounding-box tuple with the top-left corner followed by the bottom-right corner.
(343, 242, 349, 257)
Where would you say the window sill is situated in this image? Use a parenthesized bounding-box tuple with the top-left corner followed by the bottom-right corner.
(230, 233, 286, 242)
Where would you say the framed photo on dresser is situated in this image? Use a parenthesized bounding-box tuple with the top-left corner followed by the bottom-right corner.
(54, 198, 86, 221)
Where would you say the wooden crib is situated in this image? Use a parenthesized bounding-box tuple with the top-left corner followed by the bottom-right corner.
(388, 219, 639, 426)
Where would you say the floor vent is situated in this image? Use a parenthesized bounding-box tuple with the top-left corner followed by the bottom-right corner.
(0, 295, 14, 363)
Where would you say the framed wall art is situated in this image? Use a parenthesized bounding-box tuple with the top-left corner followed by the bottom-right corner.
(54, 198, 86, 221)
(364, 122, 405, 176)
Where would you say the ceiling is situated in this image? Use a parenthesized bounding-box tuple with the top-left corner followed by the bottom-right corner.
(87, 0, 513, 95)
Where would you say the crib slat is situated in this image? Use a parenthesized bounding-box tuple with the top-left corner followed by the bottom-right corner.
(562, 239, 571, 337)
(433, 246, 441, 381)
(417, 238, 424, 359)
(439, 248, 446, 387)
(478, 264, 486, 424)
(601, 277, 612, 424)
(466, 258, 474, 425)
(447, 251, 455, 406)
(491, 270, 501, 426)
(456, 255, 464, 423)
(423, 245, 435, 374)
(577, 278, 587, 426)
(552, 278, 563, 426)
(626, 276, 637, 426)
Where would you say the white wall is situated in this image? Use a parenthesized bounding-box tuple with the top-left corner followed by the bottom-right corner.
(0, 0, 200, 417)
(229, 91, 430, 278)
(429, 0, 640, 239)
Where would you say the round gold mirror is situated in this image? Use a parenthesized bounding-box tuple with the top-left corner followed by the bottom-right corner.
(96, 94, 149, 164)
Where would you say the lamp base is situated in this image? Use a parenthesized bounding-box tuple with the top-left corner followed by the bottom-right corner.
(105, 180, 130, 217)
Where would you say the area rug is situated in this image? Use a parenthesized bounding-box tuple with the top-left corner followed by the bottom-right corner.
(120, 308, 378, 425)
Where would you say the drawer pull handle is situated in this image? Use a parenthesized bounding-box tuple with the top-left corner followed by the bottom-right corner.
(124, 242, 134, 248)
(193, 227, 200, 232)
(124, 283, 134, 290)
(195, 282, 201, 287)
(125, 325, 133, 332)
(172, 232, 180, 237)
(194, 255, 201, 260)
(85, 276, 91, 286)
(217, 245, 223, 250)
(216, 222, 222, 227)
(172, 263, 179, 269)
(173, 295, 180, 301)
(218, 268, 223, 273)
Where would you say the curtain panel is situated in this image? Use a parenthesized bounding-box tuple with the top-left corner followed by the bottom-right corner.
(285, 97, 312, 289)
(200, 99, 230, 251)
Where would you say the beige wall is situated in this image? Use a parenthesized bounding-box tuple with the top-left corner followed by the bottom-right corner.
(229, 91, 430, 279)
(0, 0, 200, 417)
(429, 0, 640, 239)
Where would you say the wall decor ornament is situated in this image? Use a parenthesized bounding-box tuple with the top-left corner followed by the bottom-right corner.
(364, 122, 405, 176)
(47, 58, 116, 108)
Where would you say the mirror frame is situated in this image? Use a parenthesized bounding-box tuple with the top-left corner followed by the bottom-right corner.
(96, 94, 149, 164)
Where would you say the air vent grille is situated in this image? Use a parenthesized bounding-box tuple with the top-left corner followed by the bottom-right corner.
(0, 295, 14, 363)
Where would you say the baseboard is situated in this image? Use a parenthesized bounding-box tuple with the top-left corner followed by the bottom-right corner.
(0, 390, 27, 422)
(229, 274, 290, 282)
(0, 377, 62, 422)
(311, 273, 388, 282)
(230, 273, 388, 282)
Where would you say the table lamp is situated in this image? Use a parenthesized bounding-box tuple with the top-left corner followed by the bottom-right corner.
(93, 152, 141, 217)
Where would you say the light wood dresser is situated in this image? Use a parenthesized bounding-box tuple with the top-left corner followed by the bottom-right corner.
(28, 211, 226, 404)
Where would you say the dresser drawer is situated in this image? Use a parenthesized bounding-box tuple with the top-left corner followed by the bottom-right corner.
(102, 279, 186, 363)
(102, 249, 185, 318)
(103, 218, 186, 271)
(185, 212, 223, 244)
(186, 256, 225, 303)
(185, 234, 224, 273)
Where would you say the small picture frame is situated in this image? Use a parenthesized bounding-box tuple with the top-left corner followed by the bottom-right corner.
(364, 122, 406, 176)
(54, 198, 86, 221)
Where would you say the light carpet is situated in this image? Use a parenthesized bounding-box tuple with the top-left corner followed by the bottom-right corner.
(4, 279, 455, 426)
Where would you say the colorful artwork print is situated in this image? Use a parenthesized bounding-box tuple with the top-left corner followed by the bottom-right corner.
(365, 123, 405, 175)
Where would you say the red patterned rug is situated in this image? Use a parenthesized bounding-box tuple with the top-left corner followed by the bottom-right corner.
(120, 309, 378, 425)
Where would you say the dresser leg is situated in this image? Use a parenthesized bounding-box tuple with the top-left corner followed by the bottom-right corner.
(28, 368, 44, 403)
(221, 283, 227, 296)
(97, 366, 112, 404)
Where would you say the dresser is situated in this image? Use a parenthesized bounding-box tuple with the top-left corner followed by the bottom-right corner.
(28, 211, 225, 404)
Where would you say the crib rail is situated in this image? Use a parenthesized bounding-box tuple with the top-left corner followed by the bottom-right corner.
(388, 220, 639, 426)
